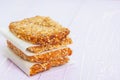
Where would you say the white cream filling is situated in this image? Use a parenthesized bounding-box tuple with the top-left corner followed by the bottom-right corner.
(0, 28, 68, 56)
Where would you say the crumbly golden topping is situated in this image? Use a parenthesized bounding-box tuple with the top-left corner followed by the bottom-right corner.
(10, 16, 65, 35)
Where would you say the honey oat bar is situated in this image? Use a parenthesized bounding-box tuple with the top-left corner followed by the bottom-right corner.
(9, 16, 70, 45)
(6, 47, 69, 76)
(7, 40, 72, 63)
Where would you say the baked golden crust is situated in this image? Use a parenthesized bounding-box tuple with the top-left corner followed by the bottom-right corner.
(9, 16, 70, 45)
(27, 37, 72, 53)
(7, 40, 72, 63)
(30, 57, 69, 76)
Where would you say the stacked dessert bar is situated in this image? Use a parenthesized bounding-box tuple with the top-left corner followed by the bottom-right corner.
(6, 16, 72, 76)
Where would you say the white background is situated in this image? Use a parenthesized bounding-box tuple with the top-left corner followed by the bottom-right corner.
(0, 0, 120, 80)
